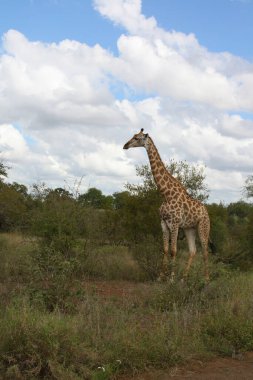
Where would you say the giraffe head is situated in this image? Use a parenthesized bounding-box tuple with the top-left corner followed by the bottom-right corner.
(123, 128, 149, 150)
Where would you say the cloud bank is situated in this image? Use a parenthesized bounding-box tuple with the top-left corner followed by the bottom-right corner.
(0, 0, 253, 202)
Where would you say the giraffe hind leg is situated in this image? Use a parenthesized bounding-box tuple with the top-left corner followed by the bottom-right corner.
(183, 228, 197, 279)
(198, 219, 210, 282)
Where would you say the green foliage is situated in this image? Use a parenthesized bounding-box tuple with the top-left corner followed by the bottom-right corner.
(0, 234, 32, 285)
(3, 159, 253, 378)
(28, 244, 85, 312)
(2, 230, 253, 379)
(91, 361, 121, 380)
(127, 160, 209, 202)
(207, 203, 229, 253)
(132, 235, 162, 280)
(82, 245, 142, 281)
(168, 160, 209, 202)
(202, 309, 253, 355)
(205, 201, 253, 270)
(116, 191, 161, 243)
(0, 160, 8, 181)
(0, 182, 29, 231)
(227, 201, 252, 221)
(29, 187, 86, 252)
(26, 185, 89, 312)
(244, 175, 253, 198)
(78, 188, 113, 209)
(200, 274, 253, 355)
(0, 302, 97, 379)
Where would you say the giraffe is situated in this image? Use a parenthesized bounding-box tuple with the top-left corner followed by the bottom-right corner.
(123, 128, 210, 282)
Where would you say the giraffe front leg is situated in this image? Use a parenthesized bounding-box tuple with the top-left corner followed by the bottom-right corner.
(170, 227, 179, 283)
(158, 220, 170, 281)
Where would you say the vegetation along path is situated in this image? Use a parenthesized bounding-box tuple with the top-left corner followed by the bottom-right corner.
(86, 280, 253, 380)
(120, 352, 253, 379)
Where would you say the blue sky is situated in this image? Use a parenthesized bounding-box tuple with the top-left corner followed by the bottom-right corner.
(0, 0, 253, 203)
(1, 0, 253, 59)
(143, 0, 253, 60)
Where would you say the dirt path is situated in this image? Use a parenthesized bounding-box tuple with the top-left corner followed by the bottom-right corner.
(119, 353, 253, 379)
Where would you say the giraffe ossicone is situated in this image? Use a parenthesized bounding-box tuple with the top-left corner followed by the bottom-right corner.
(123, 129, 210, 282)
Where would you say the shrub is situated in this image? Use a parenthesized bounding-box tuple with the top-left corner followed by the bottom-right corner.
(149, 259, 234, 312)
(131, 235, 162, 280)
(82, 245, 143, 281)
(202, 308, 253, 355)
(0, 302, 96, 379)
(0, 233, 32, 284)
(28, 244, 85, 313)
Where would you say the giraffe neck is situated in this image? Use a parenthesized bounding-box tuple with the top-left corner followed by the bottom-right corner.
(145, 137, 185, 200)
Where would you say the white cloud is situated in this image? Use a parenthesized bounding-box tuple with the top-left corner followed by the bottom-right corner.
(0, 124, 69, 186)
(0, 1, 252, 202)
(95, 0, 253, 111)
(205, 167, 244, 204)
(219, 114, 253, 139)
(93, 0, 157, 35)
(0, 124, 28, 160)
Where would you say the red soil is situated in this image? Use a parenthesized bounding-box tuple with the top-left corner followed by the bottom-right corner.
(119, 353, 253, 379)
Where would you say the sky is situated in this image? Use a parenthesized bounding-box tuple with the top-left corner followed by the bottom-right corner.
(0, 0, 253, 203)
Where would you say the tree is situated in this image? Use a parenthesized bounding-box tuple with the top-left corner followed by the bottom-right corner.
(126, 160, 209, 202)
(0, 183, 28, 231)
(52, 187, 72, 197)
(31, 182, 51, 202)
(30, 186, 85, 254)
(244, 175, 253, 199)
(78, 187, 113, 209)
(9, 182, 29, 198)
(113, 191, 131, 209)
(227, 201, 252, 222)
(207, 203, 229, 253)
(0, 161, 8, 182)
(0, 162, 30, 231)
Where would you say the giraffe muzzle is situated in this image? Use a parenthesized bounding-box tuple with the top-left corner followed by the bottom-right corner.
(123, 143, 129, 149)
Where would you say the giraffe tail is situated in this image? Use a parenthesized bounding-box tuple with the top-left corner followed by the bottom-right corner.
(208, 238, 217, 255)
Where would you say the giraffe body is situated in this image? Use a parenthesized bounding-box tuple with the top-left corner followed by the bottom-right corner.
(123, 129, 210, 281)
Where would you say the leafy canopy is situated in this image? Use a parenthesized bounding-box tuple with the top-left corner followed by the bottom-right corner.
(244, 175, 253, 199)
(126, 160, 209, 202)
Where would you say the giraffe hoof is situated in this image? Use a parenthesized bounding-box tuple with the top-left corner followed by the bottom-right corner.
(180, 275, 187, 283)
(157, 272, 168, 282)
(157, 275, 164, 282)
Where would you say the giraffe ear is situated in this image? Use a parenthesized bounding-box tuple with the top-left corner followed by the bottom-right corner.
(144, 133, 148, 138)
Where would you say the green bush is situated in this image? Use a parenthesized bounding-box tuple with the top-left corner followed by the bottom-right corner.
(2, 269, 253, 379)
(202, 309, 253, 355)
(28, 244, 85, 312)
(132, 235, 162, 280)
(0, 233, 32, 284)
(0, 302, 96, 379)
(83, 245, 143, 281)
(201, 274, 253, 355)
(149, 259, 234, 312)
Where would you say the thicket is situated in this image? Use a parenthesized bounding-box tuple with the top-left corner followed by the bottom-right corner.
(1, 160, 253, 271)
(1, 160, 253, 379)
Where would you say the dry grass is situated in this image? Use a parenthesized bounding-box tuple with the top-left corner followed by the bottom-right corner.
(1, 233, 253, 379)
